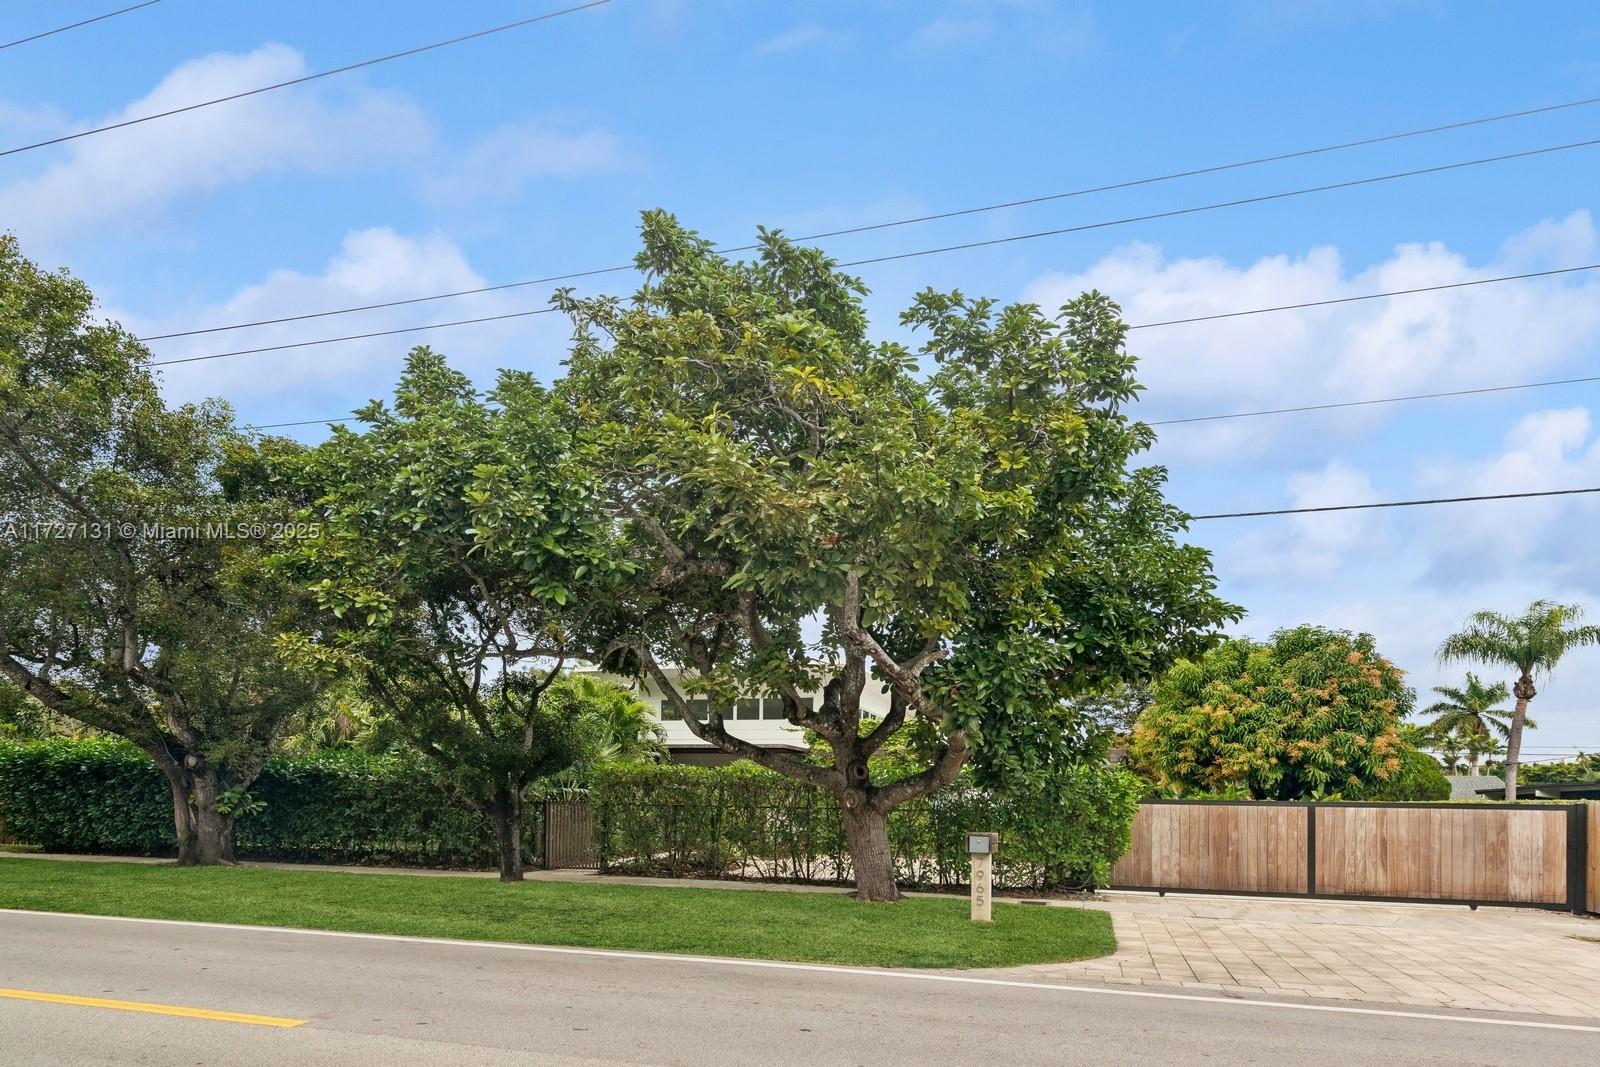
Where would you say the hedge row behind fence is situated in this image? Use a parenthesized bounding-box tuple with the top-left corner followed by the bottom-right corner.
(591, 761, 1144, 892)
(0, 739, 533, 867)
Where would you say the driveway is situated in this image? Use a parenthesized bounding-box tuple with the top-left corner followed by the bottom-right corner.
(1003, 891, 1600, 1019)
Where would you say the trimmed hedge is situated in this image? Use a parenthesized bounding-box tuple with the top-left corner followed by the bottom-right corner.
(591, 761, 1144, 892)
(0, 739, 530, 867)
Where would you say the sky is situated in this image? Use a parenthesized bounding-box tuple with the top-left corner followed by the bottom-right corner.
(4, 0, 1600, 760)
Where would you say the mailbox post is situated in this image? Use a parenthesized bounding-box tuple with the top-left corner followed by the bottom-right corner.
(966, 832, 999, 922)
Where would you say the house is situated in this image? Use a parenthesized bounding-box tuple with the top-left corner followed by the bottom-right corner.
(575, 666, 893, 766)
(1474, 779, 1600, 801)
(1447, 774, 1503, 800)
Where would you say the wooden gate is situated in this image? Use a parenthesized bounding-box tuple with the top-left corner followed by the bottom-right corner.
(542, 799, 596, 870)
(1111, 800, 1594, 914)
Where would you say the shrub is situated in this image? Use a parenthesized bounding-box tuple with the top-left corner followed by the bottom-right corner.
(1357, 746, 1452, 801)
(1131, 626, 1413, 800)
(0, 739, 534, 866)
(591, 760, 1143, 892)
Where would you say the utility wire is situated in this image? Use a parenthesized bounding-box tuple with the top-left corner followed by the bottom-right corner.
(836, 136, 1600, 269)
(136, 93, 1600, 342)
(153, 259, 1600, 370)
(0, 1, 610, 159)
(1129, 263, 1600, 331)
(1188, 487, 1600, 520)
(147, 308, 556, 367)
(1, 0, 161, 52)
(144, 140, 1600, 365)
(1149, 373, 1600, 427)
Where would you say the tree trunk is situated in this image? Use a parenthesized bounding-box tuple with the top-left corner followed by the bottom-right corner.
(490, 786, 525, 883)
(1504, 673, 1535, 802)
(159, 763, 234, 866)
(160, 765, 199, 865)
(840, 793, 898, 902)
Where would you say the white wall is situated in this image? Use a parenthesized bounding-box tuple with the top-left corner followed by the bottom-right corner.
(575, 667, 894, 752)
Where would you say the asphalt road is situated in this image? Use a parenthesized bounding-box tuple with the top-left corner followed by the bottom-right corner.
(1, 909, 1597, 1066)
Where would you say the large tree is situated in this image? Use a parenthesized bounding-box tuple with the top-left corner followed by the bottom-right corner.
(1438, 600, 1600, 799)
(281, 349, 624, 880)
(0, 235, 315, 863)
(558, 212, 1237, 900)
(1131, 626, 1415, 800)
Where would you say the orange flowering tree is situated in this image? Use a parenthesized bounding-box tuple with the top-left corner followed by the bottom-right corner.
(1129, 626, 1414, 800)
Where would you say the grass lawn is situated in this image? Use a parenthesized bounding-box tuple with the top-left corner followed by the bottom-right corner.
(0, 857, 1114, 969)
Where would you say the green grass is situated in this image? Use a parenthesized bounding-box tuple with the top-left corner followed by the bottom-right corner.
(0, 857, 1114, 969)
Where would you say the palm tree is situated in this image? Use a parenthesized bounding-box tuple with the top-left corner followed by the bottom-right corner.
(1421, 673, 1511, 775)
(1438, 601, 1600, 799)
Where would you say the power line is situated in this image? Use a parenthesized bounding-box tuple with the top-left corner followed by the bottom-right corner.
(1149, 373, 1600, 427)
(144, 135, 1600, 367)
(835, 136, 1600, 269)
(147, 308, 557, 367)
(1128, 263, 1600, 331)
(154, 257, 1600, 372)
(0, 0, 161, 52)
(135, 93, 1600, 342)
(1188, 487, 1600, 520)
(0, 1, 610, 160)
(243, 366, 1600, 432)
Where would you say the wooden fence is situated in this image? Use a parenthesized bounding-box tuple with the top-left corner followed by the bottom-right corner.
(1112, 800, 1595, 914)
(1590, 804, 1599, 915)
(542, 799, 597, 870)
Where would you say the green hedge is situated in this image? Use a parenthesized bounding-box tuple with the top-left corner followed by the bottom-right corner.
(591, 761, 1144, 892)
(0, 739, 531, 867)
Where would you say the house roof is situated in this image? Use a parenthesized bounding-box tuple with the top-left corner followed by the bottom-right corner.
(1474, 779, 1600, 800)
(1447, 774, 1503, 800)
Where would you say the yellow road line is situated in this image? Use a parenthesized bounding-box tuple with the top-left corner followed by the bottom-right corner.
(0, 986, 307, 1028)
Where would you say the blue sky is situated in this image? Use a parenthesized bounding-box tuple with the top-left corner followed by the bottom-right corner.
(5, 0, 1600, 757)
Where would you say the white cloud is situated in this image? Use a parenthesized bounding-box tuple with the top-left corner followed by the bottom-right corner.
(754, 23, 842, 57)
(1411, 406, 1600, 587)
(1022, 212, 1600, 459)
(910, 2, 1096, 55)
(424, 119, 626, 204)
(0, 44, 430, 246)
(1227, 460, 1385, 582)
(911, 16, 992, 52)
(110, 228, 573, 415)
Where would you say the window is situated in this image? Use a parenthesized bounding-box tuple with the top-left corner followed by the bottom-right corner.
(659, 700, 679, 721)
(686, 699, 710, 723)
(735, 698, 761, 720)
(763, 696, 813, 720)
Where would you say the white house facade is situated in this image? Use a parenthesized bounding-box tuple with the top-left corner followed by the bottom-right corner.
(575, 666, 894, 765)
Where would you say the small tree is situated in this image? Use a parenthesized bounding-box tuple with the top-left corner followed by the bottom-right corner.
(0, 235, 315, 863)
(282, 349, 623, 880)
(1131, 626, 1414, 800)
(1421, 673, 1511, 775)
(1438, 600, 1600, 800)
(559, 213, 1237, 900)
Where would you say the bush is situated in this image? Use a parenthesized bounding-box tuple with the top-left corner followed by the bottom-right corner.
(1358, 746, 1452, 802)
(0, 739, 535, 866)
(591, 760, 1143, 892)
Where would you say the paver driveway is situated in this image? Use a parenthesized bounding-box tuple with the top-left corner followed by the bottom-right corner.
(1003, 890, 1600, 1018)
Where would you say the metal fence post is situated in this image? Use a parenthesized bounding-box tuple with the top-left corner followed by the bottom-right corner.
(1567, 803, 1589, 916)
(1306, 803, 1318, 896)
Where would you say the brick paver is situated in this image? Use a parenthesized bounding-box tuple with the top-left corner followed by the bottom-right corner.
(1003, 891, 1600, 1018)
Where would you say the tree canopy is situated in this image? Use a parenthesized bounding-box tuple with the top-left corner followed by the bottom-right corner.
(1130, 625, 1415, 800)
(557, 211, 1237, 899)
(0, 234, 315, 863)
(280, 348, 628, 879)
(1438, 600, 1600, 799)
